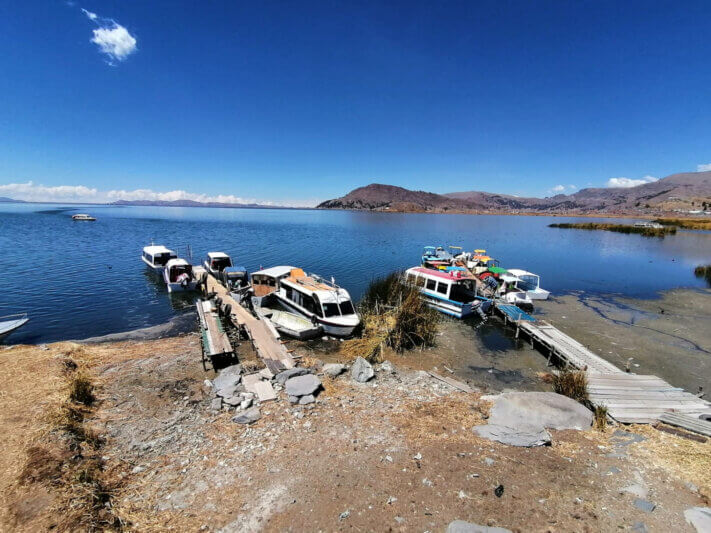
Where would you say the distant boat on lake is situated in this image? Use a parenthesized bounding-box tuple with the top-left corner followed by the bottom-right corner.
(71, 213, 96, 221)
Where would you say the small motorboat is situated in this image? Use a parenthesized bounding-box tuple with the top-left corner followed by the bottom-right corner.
(217, 266, 251, 303)
(405, 267, 492, 319)
(163, 258, 198, 293)
(259, 307, 322, 340)
(506, 269, 550, 300)
(0, 312, 29, 342)
(498, 273, 534, 307)
(72, 213, 96, 221)
(142, 245, 177, 272)
(203, 252, 233, 275)
(251, 266, 360, 336)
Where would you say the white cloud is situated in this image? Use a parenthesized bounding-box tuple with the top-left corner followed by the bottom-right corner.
(80, 7, 137, 63)
(91, 24, 137, 63)
(0, 181, 315, 207)
(81, 8, 97, 20)
(548, 184, 577, 194)
(697, 163, 711, 172)
(606, 175, 657, 188)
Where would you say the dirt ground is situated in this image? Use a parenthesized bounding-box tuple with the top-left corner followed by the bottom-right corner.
(1, 333, 709, 532)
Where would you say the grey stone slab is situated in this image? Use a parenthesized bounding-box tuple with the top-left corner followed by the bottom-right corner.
(322, 363, 346, 377)
(209, 397, 222, 411)
(299, 394, 315, 405)
(633, 499, 656, 513)
(621, 484, 648, 499)
(474, 424, 551, 447)
(684, 507, 711, 533)
(275, 367, 310, 384)
(231, 406, 261, 425)
(222, 395, 243, 407)
(446, 520, 512, 533)
(351, 356, 374, 383)
(285, 374, 322, 397)
(631, 522, 648, 533)
(288, 395, 299, 404)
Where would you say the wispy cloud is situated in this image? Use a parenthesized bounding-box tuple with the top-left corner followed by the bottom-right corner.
(548, 184, 577, 194)
(80, 7, 137, 64)
(0, 181, 315, 207)
(697, 163, 711, 172)
(606, 175, 657, 188)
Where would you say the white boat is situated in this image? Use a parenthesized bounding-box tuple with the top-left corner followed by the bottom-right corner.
(203, 252, 233, 275)
(71, 213, 96, 221)
(506, 269, 550, 300)
(258, 307, 322, 340)
(251, 266, 360, 337)
(142, 245, 178, 272)
(0, 312, 29, 341)
(405, 267, 492, 319)
(163, 258, 198, 293)
(497, 273, 534, 307)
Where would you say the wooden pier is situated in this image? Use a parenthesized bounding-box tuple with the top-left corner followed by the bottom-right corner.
(196, 298, 234, 370)
(493, 302, 711, 426)
(204, 273, 295, 374)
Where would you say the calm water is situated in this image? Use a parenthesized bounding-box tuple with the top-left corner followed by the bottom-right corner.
(1, 203, 709, 344)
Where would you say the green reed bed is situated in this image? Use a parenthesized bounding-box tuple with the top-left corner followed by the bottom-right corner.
(549, 222, 677, 237)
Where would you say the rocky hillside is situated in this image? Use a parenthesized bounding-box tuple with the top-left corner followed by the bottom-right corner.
(318, 171, 711, 214)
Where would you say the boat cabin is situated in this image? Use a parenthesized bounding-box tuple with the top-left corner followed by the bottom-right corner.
(218, 266, 249, 291)
(405, 267, 491, 318)
(72, 213, 96, 221)
(506, 269, 550, 300)
(165, 259, 194, 282)
(204, 252, 232, 273)
(142, 245, 178, 269)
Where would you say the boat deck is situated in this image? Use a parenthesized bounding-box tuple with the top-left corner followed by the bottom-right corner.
(205, 273, 295, 374)
(493, 302, 711, 426)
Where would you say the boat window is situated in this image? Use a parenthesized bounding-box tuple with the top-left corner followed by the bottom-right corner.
(302, 294, 318, 315)
(426, 278, 436, 291)
(339, 300, 355, 315)
(406, 273, 416, 284)
(416, 276, 425, 287)
(154, 253, 172, 266)
(268, 278, 276, 286)
(285, 287, 293, 300)
(211, 257, 232, 271)
(323, 303, 340, 317)
(436, 282, 448, 295)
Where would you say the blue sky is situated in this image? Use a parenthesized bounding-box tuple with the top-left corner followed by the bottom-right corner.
(1, 1, 710, 206)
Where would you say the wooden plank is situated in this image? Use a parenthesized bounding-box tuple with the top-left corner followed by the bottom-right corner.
(427, 371, 473, 393)
(658, 412, 711, 436)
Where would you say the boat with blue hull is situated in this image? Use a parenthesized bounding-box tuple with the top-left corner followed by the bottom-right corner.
(405, 267, 492, 319)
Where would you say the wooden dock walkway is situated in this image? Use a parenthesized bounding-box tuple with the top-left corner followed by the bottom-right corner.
(204, 273, 295, 374)
(493, 301, 711, 427)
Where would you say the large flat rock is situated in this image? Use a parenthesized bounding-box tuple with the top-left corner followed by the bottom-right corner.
(487, 392, 592, 431)
(285, 374, 322, 397)
(473, 424, 551, 447)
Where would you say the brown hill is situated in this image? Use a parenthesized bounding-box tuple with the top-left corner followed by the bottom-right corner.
(317, 171, 711, 214)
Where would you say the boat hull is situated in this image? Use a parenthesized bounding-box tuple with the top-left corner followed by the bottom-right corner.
(526, 288, 550, 300)
(277, 297, 357, 337)
(165, 281, 198, 293)
(420, 291, 492, 319)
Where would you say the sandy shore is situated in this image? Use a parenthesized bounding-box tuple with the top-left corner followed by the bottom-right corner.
(1, 288, 710, 531)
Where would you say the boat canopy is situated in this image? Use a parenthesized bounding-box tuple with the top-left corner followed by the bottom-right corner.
(488, 266, 508, 274)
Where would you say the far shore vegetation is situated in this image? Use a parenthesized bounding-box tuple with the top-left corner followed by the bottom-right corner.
(548, 222, 677, 237)
(654, 217, 711, 231)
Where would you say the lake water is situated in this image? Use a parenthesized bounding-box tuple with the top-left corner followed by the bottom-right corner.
(1, 203, 709, 344)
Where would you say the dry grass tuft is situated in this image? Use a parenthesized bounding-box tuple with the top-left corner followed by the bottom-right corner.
(395, 395, 489, 444)
(593, 405, 608, 431)
(339, 272, 439, 362)
(69, 374, 95, 406)
(552, 368, 589, 404)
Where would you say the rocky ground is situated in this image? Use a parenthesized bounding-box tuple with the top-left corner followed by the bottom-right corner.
(2, 330, 709, 532)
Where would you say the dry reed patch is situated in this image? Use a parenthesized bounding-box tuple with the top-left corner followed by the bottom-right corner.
(552, 368, 589, 404)
(626, 424, 711, 497)
(394, 395, 489, 444)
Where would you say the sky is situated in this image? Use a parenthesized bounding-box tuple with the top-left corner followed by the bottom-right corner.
(1, 1, 710, 206)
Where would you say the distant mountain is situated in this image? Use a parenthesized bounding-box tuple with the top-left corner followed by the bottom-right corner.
(111, 199, 288, 209)
(0, 196, 24, 203)
(317, 171, 711, 215)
